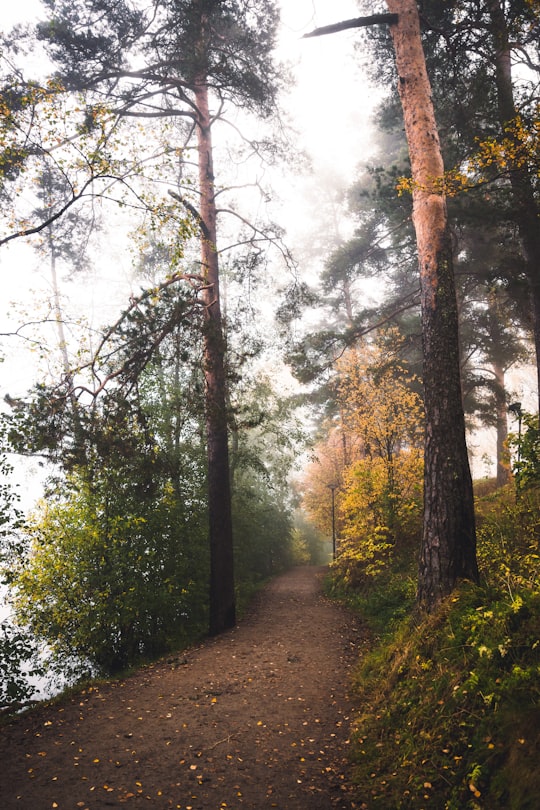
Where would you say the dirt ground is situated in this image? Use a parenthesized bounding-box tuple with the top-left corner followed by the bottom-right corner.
(0, 566, 368, 810)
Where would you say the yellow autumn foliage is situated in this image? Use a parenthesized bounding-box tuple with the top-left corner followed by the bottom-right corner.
(397, 111, 540, 197)
(300, 329, 424, 586)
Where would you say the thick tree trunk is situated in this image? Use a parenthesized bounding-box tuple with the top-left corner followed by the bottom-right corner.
(386, 0, 478, 606)
(194, 80, 236, 635)
(487, 0, 540, 415)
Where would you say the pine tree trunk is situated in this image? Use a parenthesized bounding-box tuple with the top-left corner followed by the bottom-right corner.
(386, 0, 478, 607)
(487, 0, 540, 415)
(194, 79, 236, 635)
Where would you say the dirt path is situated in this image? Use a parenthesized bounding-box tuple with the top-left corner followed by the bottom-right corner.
(0, 566, 367, 809)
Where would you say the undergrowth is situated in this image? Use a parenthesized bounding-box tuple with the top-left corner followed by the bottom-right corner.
(328, 484, 540, 809)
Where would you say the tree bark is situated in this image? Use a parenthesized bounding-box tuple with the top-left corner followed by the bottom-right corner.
(385, 0, 478, 606)
(486, 0, 540, 415)
(194, 78, 236, 635)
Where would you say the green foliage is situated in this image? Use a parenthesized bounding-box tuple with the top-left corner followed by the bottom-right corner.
(0, 442, 21, 543)
(0, 622, 43, 710)
(230, 411, 303, 596)
(475, 484, 540, 594)
(292, 511, 330, 566)
(348, 587, 540, 809)
(228, 372, 307, 591)
(332, 485, 540, 809)
(3, 304, 212, 678)
(233, 482, 294, 588)
(4, 311, 302, 684)
(325, 564, 416, 636)
(10, 469, 209, 677)
(0, 433, 42, 710)
(39, 0, 282, 116)
(509, 413, 540, 490)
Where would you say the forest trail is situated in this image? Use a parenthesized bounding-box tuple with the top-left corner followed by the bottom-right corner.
(0, 566, 367, 809)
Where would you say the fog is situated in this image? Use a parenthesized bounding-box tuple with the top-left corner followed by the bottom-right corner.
(0, 0, 382, 701)
(2, 1, 534, 704)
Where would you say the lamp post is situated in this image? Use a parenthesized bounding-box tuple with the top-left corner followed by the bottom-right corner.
(508, 402, 523, 495)
(508, 401, 523, 464)
(327, 484, 337, 560)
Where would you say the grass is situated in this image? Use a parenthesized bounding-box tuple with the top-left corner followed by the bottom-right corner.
(327, 483, 540, 809)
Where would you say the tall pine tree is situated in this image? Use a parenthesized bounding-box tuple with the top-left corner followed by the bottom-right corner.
(305, 3, 478, 607)
(38, 0, 284, 634)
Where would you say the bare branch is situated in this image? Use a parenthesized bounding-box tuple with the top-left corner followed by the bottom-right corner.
(71, 271, 208, 399)
(0, 176, 98, 246)
(511, 44, 540, 74)
(215, 206, 296, 268)
(303, 14, 399, 40)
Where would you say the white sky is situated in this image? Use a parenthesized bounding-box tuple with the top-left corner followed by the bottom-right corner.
(279, 0, 379, 174)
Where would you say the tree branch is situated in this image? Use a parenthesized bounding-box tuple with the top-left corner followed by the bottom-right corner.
(303, 14, 399, 39)
(168, 190, 210, 239)
(73, 271, 208, 399)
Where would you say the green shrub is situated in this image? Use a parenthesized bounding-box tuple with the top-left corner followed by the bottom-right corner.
(334, 484, 540, 809)
(9, 474, 209, 678)
(0, 622, 44, 710)
(349, 584, 540, 808)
